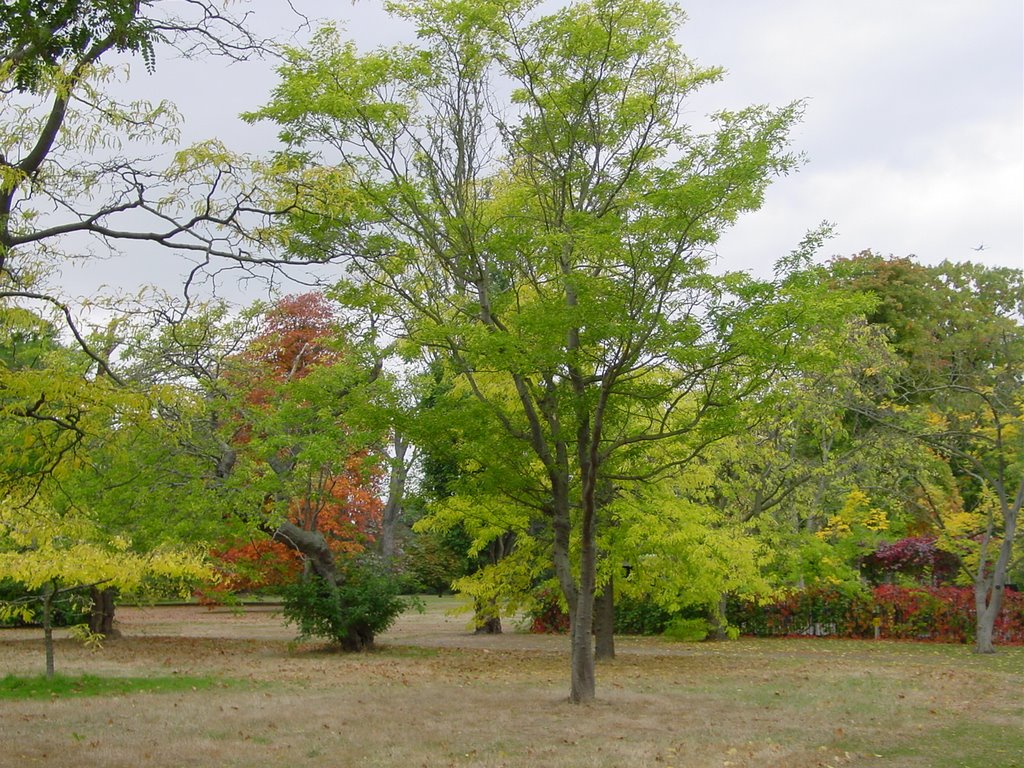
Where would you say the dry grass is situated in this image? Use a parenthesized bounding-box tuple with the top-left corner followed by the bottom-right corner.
(0, 597, 1021, 768)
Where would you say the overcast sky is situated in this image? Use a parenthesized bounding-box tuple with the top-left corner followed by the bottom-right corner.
(69, 0, 1023, 304)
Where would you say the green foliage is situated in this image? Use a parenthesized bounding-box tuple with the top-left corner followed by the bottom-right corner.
(0, 0, 155, 91)
(0, 579, 89, 627)
(662, 617, 709, 643)
(0, 493, 213, 599)
(281, 557, 410, 650)
(612, 594, 673, 635)
(402, 530, 469, 595)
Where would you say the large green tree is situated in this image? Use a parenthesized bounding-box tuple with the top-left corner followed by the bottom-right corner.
(247, 0, 852, 701)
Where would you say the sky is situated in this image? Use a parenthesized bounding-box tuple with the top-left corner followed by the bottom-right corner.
(66, 0, 1023, 304)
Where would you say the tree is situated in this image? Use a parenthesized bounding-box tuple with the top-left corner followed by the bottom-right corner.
(0, 306, 213, 676)
(835, 255, 1023, 652)
(249, 0, 827, 701)
(0, 0, 303, 383)
(0, 494, 210, 678)
(208, 294, 385, 595)
(119, 292, 406, 650)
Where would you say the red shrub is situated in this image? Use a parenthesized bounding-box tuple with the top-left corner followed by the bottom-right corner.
(729, 586, 1024, 644)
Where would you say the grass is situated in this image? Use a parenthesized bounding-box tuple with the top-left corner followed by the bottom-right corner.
(0, 599, 1021, 767)
(0, 672, 229, 700)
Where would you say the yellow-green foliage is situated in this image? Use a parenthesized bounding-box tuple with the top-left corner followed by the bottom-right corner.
(819, 488, 890, 540)
(0, 496, 212, 598)
(612, 479, 774, 614)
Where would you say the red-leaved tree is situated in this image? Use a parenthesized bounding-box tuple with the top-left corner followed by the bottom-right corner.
(207, 293, 384, 596)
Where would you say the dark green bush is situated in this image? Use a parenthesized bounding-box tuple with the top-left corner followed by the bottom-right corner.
(613, 595, 674, 635)
(0, 580, 90, 628)
(529, 591, 702, 637)
(281, 557, 410, 651)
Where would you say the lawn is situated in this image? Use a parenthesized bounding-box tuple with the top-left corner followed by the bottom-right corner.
(0, 596, 1020, 768)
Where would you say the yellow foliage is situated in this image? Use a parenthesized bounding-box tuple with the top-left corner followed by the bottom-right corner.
(819, 488, 889, 539)
(0, 498, 212, 596)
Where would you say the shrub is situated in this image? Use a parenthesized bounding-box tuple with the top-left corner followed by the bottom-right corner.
(662, 617, 708, 643)
(528, 588, 569, 634)
(729, 586, 1024, 644)
(614, 595, 674, 635)
(281, 557, 409, 651)
(528, 591, 706, 637)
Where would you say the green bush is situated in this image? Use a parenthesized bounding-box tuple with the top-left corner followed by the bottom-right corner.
(528, 591, 709, 638)
(662, 617, 709, 642)
(613, 595, 674, 635)
(281, 557, 410, 651)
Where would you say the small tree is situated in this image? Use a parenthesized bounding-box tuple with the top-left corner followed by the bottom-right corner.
(0, 497, 210, 678)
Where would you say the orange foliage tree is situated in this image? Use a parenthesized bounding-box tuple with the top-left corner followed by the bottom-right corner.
(208, 293, 384, 594)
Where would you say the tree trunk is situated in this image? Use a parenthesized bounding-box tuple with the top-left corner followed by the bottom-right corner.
(475, 614, 502, 634)
(570, 589, 596, 703)
(340, 623, 375, 652)
(271, 520, 340, 587)
(973, 491, 1019, 653)
(974, 579, 1005, 654)
(473, 594, 502, 634)
(379, 434, 410, 563)
(88, 587, 120, 638)
(569, 505, 597, 703)
(594, 577, 615, 660)
(975, 596, 996, 653)
(42, 582, 56, 680)
(707, 593, 730, 641)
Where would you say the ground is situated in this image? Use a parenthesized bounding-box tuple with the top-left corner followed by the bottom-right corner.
(0, 597, 1021, 768)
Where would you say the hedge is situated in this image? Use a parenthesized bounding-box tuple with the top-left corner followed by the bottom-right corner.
(728, 585, 1024, 644)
